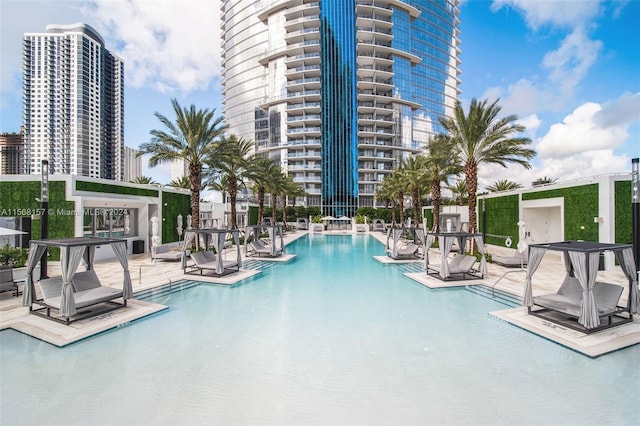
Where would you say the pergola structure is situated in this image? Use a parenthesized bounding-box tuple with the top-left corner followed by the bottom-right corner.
(424, 232, 487, 280)
(524, 241, 639, 332)
(22, 237, 132, 324)
(181, 229, 241, 276)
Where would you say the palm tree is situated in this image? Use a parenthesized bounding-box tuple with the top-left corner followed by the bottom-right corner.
(532, 176, 558, 187)
(279, 175, 303, 227)
(486, 179, 523, 192)
(426, 133, 462, 232)
(439, 98, 535, 232)
(209, 135, 254, 229)
(168, 175, 190, 189)
(131, 175, 158, 185)
(447, 180, 467, 206)
(382, 169, 406, 226)
(400, 155, 429, 226)
(139, 99, 226, 229)
(267, 171, 287, 225)
(249, 157, 282, 224)
(208, 174, 229, 208)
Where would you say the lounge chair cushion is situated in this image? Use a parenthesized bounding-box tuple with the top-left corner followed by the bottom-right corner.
(38, 277, 64, 300)
(449, 255, 477, 274)
(534, 277, 623, 317)
(72, 270, 101, 292)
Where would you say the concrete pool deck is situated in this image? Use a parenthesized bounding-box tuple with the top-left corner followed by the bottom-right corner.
(1, 229, 638, 356)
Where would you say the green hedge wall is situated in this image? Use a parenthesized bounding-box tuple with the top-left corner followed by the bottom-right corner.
(614, 181, 632, 244)
(482, 195, 519, 247)
(76, 180, 158, 197)
(0, 180, 75, 260)
(161, 191, 191, 244)
(522, 184, 599, 241)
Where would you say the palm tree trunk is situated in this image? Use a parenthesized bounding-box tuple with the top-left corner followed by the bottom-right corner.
(390, 201, 396, 225)
(189, 163, 202, 229)
(281, 194, 287, 227)
(431, 179, 441, 232)
(398, 191, 405, 226)
(257, 189, 265, 225)
(465, 162, 478, 232)
(412, 188, 420, 227)
(229, 177, 238, 229)
(271, 192, 277, 224)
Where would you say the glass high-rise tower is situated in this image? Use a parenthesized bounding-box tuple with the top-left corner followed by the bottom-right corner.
(23, 23, 124, 180)
(221, 0, 460, 216)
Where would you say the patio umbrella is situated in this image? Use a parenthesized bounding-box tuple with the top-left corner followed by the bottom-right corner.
(124, 212, 130, 235)
(0, 227, 27, 245)
(186, 214, 192, 230)
(150, 217, 161, 257)
(177, 214, 183, 239)
(0, 227, 27, 236)
(321, 216, 336, 221)
(517, 220, 527, 253)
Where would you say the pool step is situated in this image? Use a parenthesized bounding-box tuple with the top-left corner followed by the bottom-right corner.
(135, 279, 200, 300)
(396, 262, 424, 274)
(242, 259, 275, 271)
(465, 284, 522, 307)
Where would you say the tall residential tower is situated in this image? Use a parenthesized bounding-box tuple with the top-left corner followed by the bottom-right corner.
(23, 23, 124, 179)
(221, 0, 460, 216)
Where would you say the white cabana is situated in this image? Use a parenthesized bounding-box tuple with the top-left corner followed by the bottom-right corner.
(524, 241, 638, 331)
(424, 232, 486, 280)
(182, 229, 241, 276)
(22, 237, 132, 324)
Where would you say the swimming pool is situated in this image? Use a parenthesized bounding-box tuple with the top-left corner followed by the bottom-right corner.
(1, 234, 639, 425)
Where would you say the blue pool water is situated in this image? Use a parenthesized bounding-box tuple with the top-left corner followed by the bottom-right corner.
(1, 235, 639, 425)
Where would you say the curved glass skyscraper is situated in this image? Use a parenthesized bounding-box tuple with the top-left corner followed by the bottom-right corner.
(221, 0, 460, 216)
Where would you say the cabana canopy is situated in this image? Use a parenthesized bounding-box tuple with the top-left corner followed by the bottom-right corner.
(424, 232, 487, 279)
(182, 229, 241, 275)
(524, 241, 639, 330)
(385, 227, 424, 259)
(244, 224, 284, 257)
(22, 237, 132, 320)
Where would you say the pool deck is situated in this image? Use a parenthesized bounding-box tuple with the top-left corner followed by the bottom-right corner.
(1, 229, 639, 356)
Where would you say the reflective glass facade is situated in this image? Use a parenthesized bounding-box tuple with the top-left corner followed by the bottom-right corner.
(221, 0, 460, 216)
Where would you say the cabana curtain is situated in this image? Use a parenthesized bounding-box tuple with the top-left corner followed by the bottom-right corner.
(523, 247, 546, 307)
(439, 236, 454, 279)
(614, 247, 640, 313)
(112, 242, 133, 300)
(473, 236, 487, 277)
(21, 243, 48, 306)
(423, 234, 435, 271)
(569, 251, 600, 328)
(59, 246, 86, 317)
(181, 231, 196, 269)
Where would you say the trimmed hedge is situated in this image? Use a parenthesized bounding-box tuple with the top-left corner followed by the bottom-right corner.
(481, 195, 519, 247)
(76, 180, 159, 197)
(161, 191, 191, 244)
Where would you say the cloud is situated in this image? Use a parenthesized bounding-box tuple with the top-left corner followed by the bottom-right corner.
(83, 0, 221, 94)
(595, 91, 640, 128)
(490, 0, 602, 30)
(537, 98, 634, 159)
(542, 27, 602, 99)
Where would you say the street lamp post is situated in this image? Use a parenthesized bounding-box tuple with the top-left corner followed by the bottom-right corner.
(40, 159, 49, 279)
(632, 158, 639, 271)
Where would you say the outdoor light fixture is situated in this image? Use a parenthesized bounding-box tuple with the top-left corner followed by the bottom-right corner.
(632, 158, 639, 271)
(40, 159, 49, 279)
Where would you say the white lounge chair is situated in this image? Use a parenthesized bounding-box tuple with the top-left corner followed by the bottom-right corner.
(390, 242, 420, 259)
